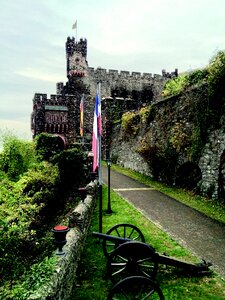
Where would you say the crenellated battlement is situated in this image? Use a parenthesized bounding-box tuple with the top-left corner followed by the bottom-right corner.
(66, 36, 87, 59)
(33, 93, 76, 108)
(87, 67, 177, 81)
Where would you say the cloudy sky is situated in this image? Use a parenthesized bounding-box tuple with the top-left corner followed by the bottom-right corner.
(0, 0, 225, 141)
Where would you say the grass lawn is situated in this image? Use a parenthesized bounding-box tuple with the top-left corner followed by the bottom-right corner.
(71, 185, 225, 300)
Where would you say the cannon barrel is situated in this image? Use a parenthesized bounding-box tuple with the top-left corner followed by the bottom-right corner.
(92, 232, 132, 244)
(158, 254, 212, 273)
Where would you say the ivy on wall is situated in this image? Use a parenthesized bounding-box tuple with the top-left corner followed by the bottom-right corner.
(169, 120, 191, 153)
(121, 111, 140, 137)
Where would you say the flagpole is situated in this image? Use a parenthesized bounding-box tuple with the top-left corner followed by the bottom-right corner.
(81, 94, 84, 145)
(72, 20, 78, 41)
(98, 82, 103, 233)
(76, 21, 78, 42)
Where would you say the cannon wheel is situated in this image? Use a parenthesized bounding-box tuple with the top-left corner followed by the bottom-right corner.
(107, 276, 165, 300)
(108, 241, 158, 283)
(103, 223, 145, 258)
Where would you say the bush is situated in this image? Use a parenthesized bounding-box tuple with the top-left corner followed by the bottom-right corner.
(0, 135, 86, 295)
(207, 50, 225, 87)
(187, 69, 209, 86)
(0, 135, 36, 180)
(139, 104, 155, 124)
(35, 133, 65, 161)
(0, 162, 59, 282)
(52, 148, 85, 189)
(162, 74, 188, 98)
(121, 111, 140, 136)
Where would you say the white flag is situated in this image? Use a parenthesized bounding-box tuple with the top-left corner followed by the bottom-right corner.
(72, 20, 77, 30)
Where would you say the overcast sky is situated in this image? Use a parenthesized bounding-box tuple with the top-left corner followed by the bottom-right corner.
(0, 0, 225, 141)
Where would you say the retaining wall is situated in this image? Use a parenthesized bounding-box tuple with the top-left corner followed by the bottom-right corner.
(28, 180, 97, 300)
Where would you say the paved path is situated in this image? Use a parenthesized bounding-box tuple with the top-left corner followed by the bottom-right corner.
(102, 166, 225, 279)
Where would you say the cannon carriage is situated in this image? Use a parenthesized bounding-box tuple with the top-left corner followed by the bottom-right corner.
(93, 223, 212, 299)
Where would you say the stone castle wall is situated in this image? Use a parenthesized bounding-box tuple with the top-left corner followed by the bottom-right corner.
(31, 92, 80, 145)
(109, 86, 225, 200)
(65, 36, 178, 101)
(31, 36, 178, 145)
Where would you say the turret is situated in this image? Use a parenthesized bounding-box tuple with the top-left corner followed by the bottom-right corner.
(65, 37, 88, 77)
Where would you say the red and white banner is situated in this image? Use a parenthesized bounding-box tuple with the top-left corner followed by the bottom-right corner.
(92, 85, 102, 172)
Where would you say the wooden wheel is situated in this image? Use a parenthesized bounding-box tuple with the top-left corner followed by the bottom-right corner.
(107, 241, 158, 283)
(107, 276, 165, 300)
(103, 223, 145, 258)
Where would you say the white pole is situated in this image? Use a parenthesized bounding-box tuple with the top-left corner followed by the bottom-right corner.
(98, 82, 103, 233)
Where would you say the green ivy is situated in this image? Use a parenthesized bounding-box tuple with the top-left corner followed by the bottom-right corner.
(139, 104, 155, 124)
(162, 74, 188, 98)
(121, 111, 140, 136)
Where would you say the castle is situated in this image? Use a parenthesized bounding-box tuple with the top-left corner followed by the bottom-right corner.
(31, 36, 178, 147)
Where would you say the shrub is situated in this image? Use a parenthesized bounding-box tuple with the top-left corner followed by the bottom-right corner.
(169, 120, 191, 152)
(35, 133, 65, 161)
(139, 104, 155, 124)
(0, 158, 61, 284)
(52, 148, 85, 189)
(207, 50, 225, 87)
(0, 135, 36, 180)
(121, 111, 140, 136)
(162, 74, 188, 98)
(187, 68, 209, 86)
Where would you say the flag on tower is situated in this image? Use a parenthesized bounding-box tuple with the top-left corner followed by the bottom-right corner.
(72, 20, 77, 29)
(92, 85, 102, 172)
(80, 94, 84, 137)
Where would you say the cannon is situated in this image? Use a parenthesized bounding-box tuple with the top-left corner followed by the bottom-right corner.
(93, 223, 212, 299)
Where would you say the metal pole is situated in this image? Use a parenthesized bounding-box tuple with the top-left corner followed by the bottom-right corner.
(106, 159, 113, 214)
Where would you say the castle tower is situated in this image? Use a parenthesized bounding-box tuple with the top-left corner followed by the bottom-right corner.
(65, 37, 88, 78)
(31, 92, 79, 147)
(31, 35, 178, 149)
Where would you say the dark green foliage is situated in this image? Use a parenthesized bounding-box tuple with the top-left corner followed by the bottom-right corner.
(151, 144, 178, 185)
(0, 161, 59, 283)
(35, 133, 65, 161)
(19, 162, 62, 230)
(0, 134, 86, 295)
(137, 143, 178, 184)
(52, 147, 85, 189)
(187, 69, 209, 86)
(0, 135, 36, 180)
(208, 50, 225, 87)
(121, 111, 140, 137)
(162, 74, 188, 98)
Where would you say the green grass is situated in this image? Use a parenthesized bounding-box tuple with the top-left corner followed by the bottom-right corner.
(108, 163, 225, 225)
(71, 185, 225, 300)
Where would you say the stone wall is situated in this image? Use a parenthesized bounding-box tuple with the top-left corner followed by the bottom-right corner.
(199, 129, 225, 199)
(28, 181, 97, 300)
(110, 124, 152, 177)
(86, 67, 177, 101)
(109, 86, 225, 200)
